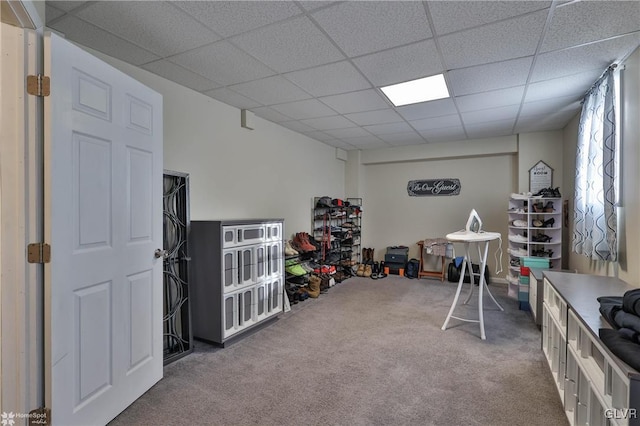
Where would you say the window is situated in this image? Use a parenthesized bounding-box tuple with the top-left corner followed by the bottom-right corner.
(572, 67, 619, 262)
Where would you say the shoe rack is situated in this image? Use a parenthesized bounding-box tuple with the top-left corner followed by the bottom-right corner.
(312, 197, 362, 278)
(507, 195, 563, 299)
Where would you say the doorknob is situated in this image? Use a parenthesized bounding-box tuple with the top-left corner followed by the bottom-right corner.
(155, 249, 168, 259)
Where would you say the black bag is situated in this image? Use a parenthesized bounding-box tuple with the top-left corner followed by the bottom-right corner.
(405, 258, 420, 279)
(447, 261, 490, 284)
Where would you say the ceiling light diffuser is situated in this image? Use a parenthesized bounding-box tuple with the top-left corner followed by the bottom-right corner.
(380, 74, 450, 107)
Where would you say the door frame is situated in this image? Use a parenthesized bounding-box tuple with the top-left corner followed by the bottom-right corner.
(0, 0, 44, 418)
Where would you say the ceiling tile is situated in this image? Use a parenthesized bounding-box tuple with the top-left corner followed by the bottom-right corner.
(48, 1, 89, 13)
(297, 1, 338, 12)
(76, 2, 219, 57)
(344, 109, 403, 126)
(283, 61, 371, 97)
(45, 4, 66, 21)
(230, 16, 344, 73)
(170, 41, 276, 86)
(318, 89, 390, 114)
(173, 1, 302, 37)
(279, 120, 318, 134)
(250, 107, 293, 123)
(363, 122, 414, 136)
(410, 114, 462, 131)
(311, 1, 432, 57)
(271, 99, 337, 120)
(419, 126, 467, 143)
(326, 139, 359, 150)
(531, 34, 640, 82)
(301, 130, 336, 142)
(461, 105, 520, 125)
(456, 86, 525, 112)
(525, 70, 602, 103)
(203, 88, 263, 110)
(542, 1, 640, 53)
(395, 98, 458, 121)
(448, 57, 533, 96)
(465, 118, 515, 134)
(142, 60, 219, 92)
(325, 127, 372, 139)
(48, 15, 160, 66)
(352, 39, 444, 87)
(300, 115, 356, 130)
(466, 125, 514, 139)
(340, 136, 389, 149)
(230, 76, 311, 105)
(427, 1, 551, 36)
(519, 95, 581, 118)
(439, 10, 547, 69)
(515, 109, 578, 133)
(377, 131, 425, 145)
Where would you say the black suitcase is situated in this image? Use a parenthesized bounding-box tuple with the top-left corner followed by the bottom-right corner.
(447, 261, 490, 284)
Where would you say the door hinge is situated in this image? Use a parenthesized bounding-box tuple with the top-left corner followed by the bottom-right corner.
(28, 407, 51, 425)
(27, 243, 51, 264)
(26, 74, 50, 97)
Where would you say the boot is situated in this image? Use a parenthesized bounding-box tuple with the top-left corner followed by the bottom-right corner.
(307, 275, 321, 298)
(285, 240, 299, 256)
(369, 248, 375, 264)
(378, 261, 387, 279)
(371, 262, 379, 279)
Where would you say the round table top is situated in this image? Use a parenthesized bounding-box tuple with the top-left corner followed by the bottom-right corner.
(446, 230, 501, 242)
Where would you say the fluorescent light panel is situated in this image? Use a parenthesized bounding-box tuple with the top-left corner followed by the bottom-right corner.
(380, 74, 450, 107)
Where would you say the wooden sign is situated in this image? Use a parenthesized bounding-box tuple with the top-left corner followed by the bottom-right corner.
(529, 160, 553, 193)
(407, 179, 461, 197)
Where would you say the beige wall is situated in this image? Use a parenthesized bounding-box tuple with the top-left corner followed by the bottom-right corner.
(517, 131, 564, 195)
(84, 48, 345, 237)
(356, 138, 518, 278)
(563, 47, 640, 285)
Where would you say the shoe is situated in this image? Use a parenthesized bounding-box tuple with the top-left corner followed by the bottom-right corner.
(371, 262, 379, 279)
(378, 261, 387, 279)
(285, 240, 299, 256)
(543, 201, 555, 212)
(509, 247, 528, 257)
(307, 275, 321, 298)
(510, 258, 521, 267)
(363, 264, 372, 278)
(512, 220, 527, 228)
(543, 218, 555, 228)
(509, 233, 528, 243)
(285, 264, 308, 276)
(531, 234, 552, 243)
(532, 219, 543, 228)
(356, 263, 365, 277)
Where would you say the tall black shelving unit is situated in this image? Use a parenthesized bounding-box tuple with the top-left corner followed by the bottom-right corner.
(162, 170, 193, 365)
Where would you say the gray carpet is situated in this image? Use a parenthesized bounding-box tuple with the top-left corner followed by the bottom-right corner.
(110, 276, 568, 426)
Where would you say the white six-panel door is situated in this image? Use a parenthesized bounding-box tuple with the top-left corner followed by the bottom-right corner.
(44, 32, 163, 425)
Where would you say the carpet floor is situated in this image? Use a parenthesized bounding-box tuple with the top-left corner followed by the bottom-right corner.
(109, 275, 568, 426)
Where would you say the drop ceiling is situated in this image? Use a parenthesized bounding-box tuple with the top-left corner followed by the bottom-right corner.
(45, 1, 640, 150)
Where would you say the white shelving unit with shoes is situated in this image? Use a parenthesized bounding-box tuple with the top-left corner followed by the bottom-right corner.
(507, 194, 563, 299)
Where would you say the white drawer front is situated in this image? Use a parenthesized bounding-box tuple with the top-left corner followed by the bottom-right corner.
(222, 287, 257, 339)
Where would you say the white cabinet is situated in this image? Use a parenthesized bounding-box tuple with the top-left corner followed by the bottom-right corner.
(507, 196, 562, 299)
(190, 219, 284, 346)
(542, 271, 640, 426)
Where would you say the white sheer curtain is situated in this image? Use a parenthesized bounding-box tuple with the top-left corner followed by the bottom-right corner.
(573, 69, 617, 261)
